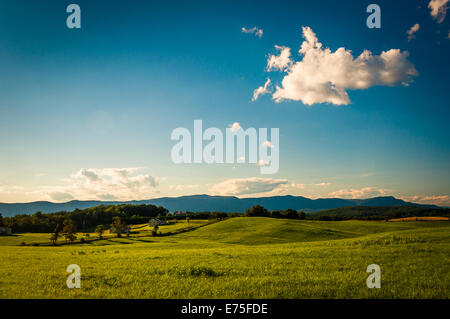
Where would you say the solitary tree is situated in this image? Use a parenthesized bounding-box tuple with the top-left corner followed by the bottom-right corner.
(245, 205, 269, 217)
(0, 213, 3, 227)
(152, 224, 159, 236)
(111, 216, 127, 238)
(61, 219, 77, 244)
(95, 225, 106, 240)
(270, 210, 281, 218)
(50, 224, 62, 245)
(297, 211, 306, 220)
(284, 209, 298, 219)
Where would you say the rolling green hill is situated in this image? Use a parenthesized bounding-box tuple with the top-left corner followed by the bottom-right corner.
(0, 217, 449, 299)
(173, 217, 448, 245)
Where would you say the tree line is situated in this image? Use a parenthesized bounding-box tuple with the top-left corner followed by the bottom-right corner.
(178, 211, 239, 220)
(48, 216, 133, 245)
(245, 205, 307, 219)
(2, 204, 169, 233)
(308, 206, 450, 221)
(4, 203, 447, 235)
(243, 204, 450, 221)
(1, 205, 239, 234)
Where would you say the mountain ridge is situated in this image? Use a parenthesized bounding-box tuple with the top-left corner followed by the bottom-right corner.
(0, 195, 440, 217)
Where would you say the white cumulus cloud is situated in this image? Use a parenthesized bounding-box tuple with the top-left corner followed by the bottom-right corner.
(267, 46, 292, 71)
(255, 26, 418, 105)
(0, 168, 162, 203)
(57, 167, 160, 201)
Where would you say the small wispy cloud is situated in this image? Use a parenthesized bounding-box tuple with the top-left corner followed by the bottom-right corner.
(329, 187, 389, 199)
(428, 0, 449, 23)
(400, 194, 449, 206)
(262, 140, 274, 148)
(252, 78, 271, 101)
(407, 23, 420, 41)
(241, 26, 263, 38)
(170, 184, 199, 191)
(211, 177, 287, 196)
(315, 182, 331, 187)
(229, 122, 242, 132)
(267, 46, 292, 71)
(257, 159, 270, 167)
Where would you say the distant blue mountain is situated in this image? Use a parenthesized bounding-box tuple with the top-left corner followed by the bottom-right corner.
(0, 195, 439, 217)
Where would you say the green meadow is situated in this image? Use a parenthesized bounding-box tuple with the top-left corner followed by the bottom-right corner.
(0, 217, 449, 299)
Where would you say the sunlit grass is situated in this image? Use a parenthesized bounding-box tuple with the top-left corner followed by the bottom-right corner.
(0, 218, 448, 298)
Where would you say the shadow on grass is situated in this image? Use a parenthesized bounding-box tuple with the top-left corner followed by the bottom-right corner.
(132, 239, 155, 243)
(104, 239, 133, 244)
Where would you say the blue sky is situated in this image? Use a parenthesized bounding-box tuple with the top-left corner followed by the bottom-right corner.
(0, 0, 449, 205)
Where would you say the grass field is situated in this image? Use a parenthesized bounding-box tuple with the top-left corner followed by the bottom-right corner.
(0, 217, 449, 299)
(0, 219, 210, 246)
